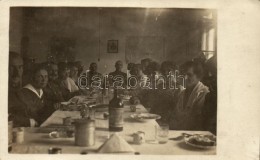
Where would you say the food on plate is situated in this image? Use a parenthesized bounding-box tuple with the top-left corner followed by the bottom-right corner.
(188, 135, 216, 146)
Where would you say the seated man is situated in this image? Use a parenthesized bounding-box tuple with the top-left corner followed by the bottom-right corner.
(128, 64, 154, 111)
(202, 55, 217, 134)
(169, 61, 210, 130)
(129, 62, 177, 122)
(127, 63, 135, 74)
(108, 60, 127, 88)
(11, 65, 49, 127)
(129, 64, 147, 88)
(8, 52, 23, 123)
(75, 61, 84, 77)
(9, 52, 23, 92)
(43, 62, 65, 111)
(141, 58, 151, 75)
(86, 62, 103, 90)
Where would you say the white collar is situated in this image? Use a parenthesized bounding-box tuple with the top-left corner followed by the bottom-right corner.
(23, 84, 43, 98)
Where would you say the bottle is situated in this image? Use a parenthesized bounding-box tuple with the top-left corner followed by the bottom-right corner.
(109, 89, 124, 131)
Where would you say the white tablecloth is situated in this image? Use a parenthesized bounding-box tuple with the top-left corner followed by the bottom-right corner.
(11, 104, 216, 155)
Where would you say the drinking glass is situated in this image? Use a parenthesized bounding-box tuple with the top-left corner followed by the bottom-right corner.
(156, 124, 169, 144)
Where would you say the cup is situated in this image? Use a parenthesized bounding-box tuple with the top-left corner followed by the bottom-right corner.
(156, 124, 169, 144)
(130, 105, 136, 112)
(103, 112, 109, 119)
(13, 127, 24, 144)
(133, 131, 145, 144)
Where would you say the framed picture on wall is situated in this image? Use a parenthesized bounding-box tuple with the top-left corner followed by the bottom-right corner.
(107, 40, 118, 53)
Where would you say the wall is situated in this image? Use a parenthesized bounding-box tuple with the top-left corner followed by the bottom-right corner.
(9, 7, 214, 74)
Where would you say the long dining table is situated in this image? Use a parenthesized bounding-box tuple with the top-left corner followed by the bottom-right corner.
(10, 97, 216, 155)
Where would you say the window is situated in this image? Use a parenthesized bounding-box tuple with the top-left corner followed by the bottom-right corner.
(201, 12, 216, 60)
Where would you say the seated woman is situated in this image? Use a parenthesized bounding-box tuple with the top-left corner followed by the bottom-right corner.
(56, 62, 81, 100)
(68, 62, 79, 85)
(10, 65, 50, 127)
(169, 61, 209, 130)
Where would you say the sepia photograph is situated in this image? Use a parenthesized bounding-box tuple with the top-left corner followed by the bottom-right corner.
(7, 7, 218, 155)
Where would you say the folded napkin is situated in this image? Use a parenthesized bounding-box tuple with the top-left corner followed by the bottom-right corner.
(97, 133, 135, 153)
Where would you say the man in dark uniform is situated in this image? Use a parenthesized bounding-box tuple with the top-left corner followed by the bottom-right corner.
(87, 62, 103, 89)
(108, 60, 127, 88)
(8, 52, 24, 125)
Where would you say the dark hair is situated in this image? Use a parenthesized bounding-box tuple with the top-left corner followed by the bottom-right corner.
(75, 61, 84, 76)
(127, 63, 135, 70)
(115, 60, 122, 65)
(183, 61, 204, 79)
(147, 61, 160, 74)
(130, 63, 142, 75)
(90, 62, 97, 66)
(43, 62, 58, 73)
(31, 64, 48, 81)
(160, 61, 173, 72)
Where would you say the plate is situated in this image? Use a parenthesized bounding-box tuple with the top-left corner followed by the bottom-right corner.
(184, 134, 216, 149)
(130, 113, 161, 122)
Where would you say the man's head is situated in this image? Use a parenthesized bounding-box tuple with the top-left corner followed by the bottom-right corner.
(141, 58, 151, 74)
(127, 63, 135, 71)
(89, 63, 97, 73)
(130, 64, 143, 77)
(47, 63, 58, 81)
(147, 61, 160, 76)
(115, 60, 123, 71)
(32, 66, 48, 89)
(9, 52, 23, 88)
(58, 62, 70, 80)
(183, 61, 204, 88)
(160, 61, 173, 76)
(75, 61, 84, 76)
(69, 63, 79, 78)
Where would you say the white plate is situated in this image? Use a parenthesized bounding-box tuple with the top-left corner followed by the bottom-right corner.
(184, 134, 216, 149)
(130, 113, 161, 122)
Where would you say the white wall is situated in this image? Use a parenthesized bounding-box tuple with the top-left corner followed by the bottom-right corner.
(9, 7, 214, 74)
